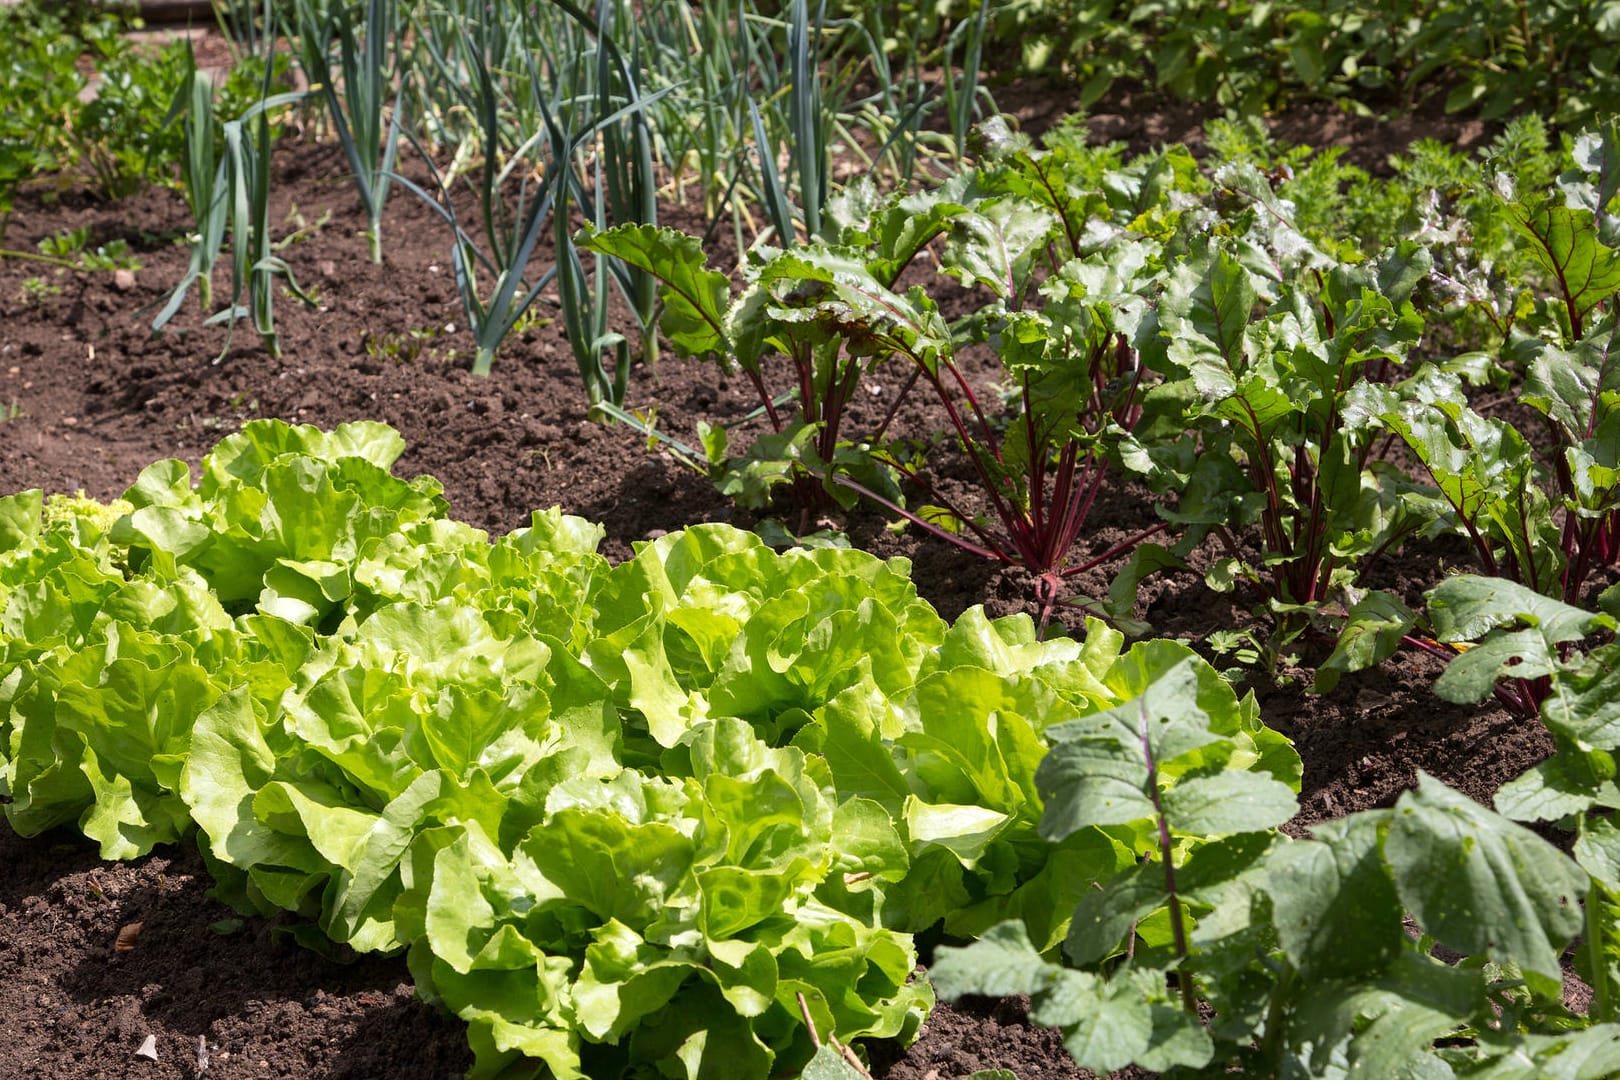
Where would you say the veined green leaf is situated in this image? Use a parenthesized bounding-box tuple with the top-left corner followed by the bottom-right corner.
(579, 224, 730, 357)
(932, 921, 1211, 1072)
(1427, 575, 1614, 704)
(1387, 773, 1588, 994)
(1314, 590, 1417, 694)
(759, 246, 952, 369)
(941, 197, 1057, 301)
(1039, 656, 1297, 843)
(1264, 811, 1403, 981)
(1161, 245, 1260, 391)
(1510, 203, 1620, 334)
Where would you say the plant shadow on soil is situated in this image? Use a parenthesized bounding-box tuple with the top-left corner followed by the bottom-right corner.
(0, 75, 1560, 1078)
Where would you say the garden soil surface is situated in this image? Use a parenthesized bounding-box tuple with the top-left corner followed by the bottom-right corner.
(0, 79, 1560, 1080)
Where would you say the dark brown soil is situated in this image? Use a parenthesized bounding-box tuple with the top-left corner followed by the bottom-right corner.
(0, 88, 1547, 1078)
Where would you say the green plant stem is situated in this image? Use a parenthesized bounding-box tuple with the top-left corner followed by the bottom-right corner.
(1140, 699, 1197, 1014)
(1259, 963, 1297, 1068)
(1584, 832, 1616, 1023)
(0, 249, 95, 271)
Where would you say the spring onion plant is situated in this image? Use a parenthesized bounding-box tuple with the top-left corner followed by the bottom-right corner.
(560, 0, 664, 370)
(744, 0, 986, 247)
(154, 6, 312, 357)
(294, 0, 406, 263)
(213, 0, 280, 60)
(396, 0, 669, 387)
(638, 0, 757, 223)
(940, 0, 993, 161)
(740, 0, 833, 247)
(395, 0, 558, 378)
(212, 89, 316, 358)
(154, 42, 225, 319)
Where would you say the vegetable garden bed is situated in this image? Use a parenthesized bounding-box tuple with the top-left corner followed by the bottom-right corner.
(0, 126, 1571, 1080)
(4, 3, 1620, 1079)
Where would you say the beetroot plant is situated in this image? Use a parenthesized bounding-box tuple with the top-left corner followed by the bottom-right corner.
(1160, 207, 1436, 664)
(587, 132, 1236, 630)
(1323, 130, 1620, 710)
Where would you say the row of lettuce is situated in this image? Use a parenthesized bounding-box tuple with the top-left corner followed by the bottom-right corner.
(3, 420, 1620, 1077)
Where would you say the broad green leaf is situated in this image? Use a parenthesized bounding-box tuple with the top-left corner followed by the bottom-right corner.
(1039, 656, 1295, 843)
(901, 664, 1063, 814)
(1558, 123, 1620, 227)
(1540, 643, 1620, 750)
(254, 778, 380, 874)
(54, 631, 220, 858)
(1510, 204, 1620, 332)
(1522, 332, 1620, 439)
(862, 178, 973, 285)
(0, 489, 42, 554)
(941, 197, 1056, 300)
(829, 796, 908, 881)
(1387, 774, 1587, 993)
(1158, 770, 1297, 836)
(760, 247, 952, 370)
(413, 950, 582, 1079)
(573, 919, 703, 1039)
(816, 681, 910, 813)
(523, 806, 694, 931)
(1264, 812, 1403, 981)
(903, 797, 1010, 869)
(181, 686, 298, 869)
(1577, 815, 1620, 893)
(1040, 967, 1157, 1073)
(1314, 590, 1417, 694)
(931, 922, 1210, 1073)
(614, 980, 774, 1080)
(580, 224, 730, 358)
(929, 919, 1054, 1000)
(1065, 831, 1273, 965)
(1459, 1025, 1620, 1079)
(1161, 245, 1260, 392)
(325, 769, 460, 950)
(1427, 576, 1614, 704)
(800, 1045, 868, 1080)
(1370, 371, 1558, 592)
(1287, 949, 1484, 1079)
(1213, 162, 1329, 272)
(1494, 747, 1620, 824)
(944, 826, 1132, 951)
(203, 418, 408, 486)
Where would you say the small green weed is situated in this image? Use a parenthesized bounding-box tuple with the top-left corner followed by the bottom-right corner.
(17, 277, 60, 304)
(362, 325, 443, 364)
(38, 227, 142, 271)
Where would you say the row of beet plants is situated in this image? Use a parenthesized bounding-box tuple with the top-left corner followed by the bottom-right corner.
(591, 119, 1620, 693)
(5, 422, 1618, 1075)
